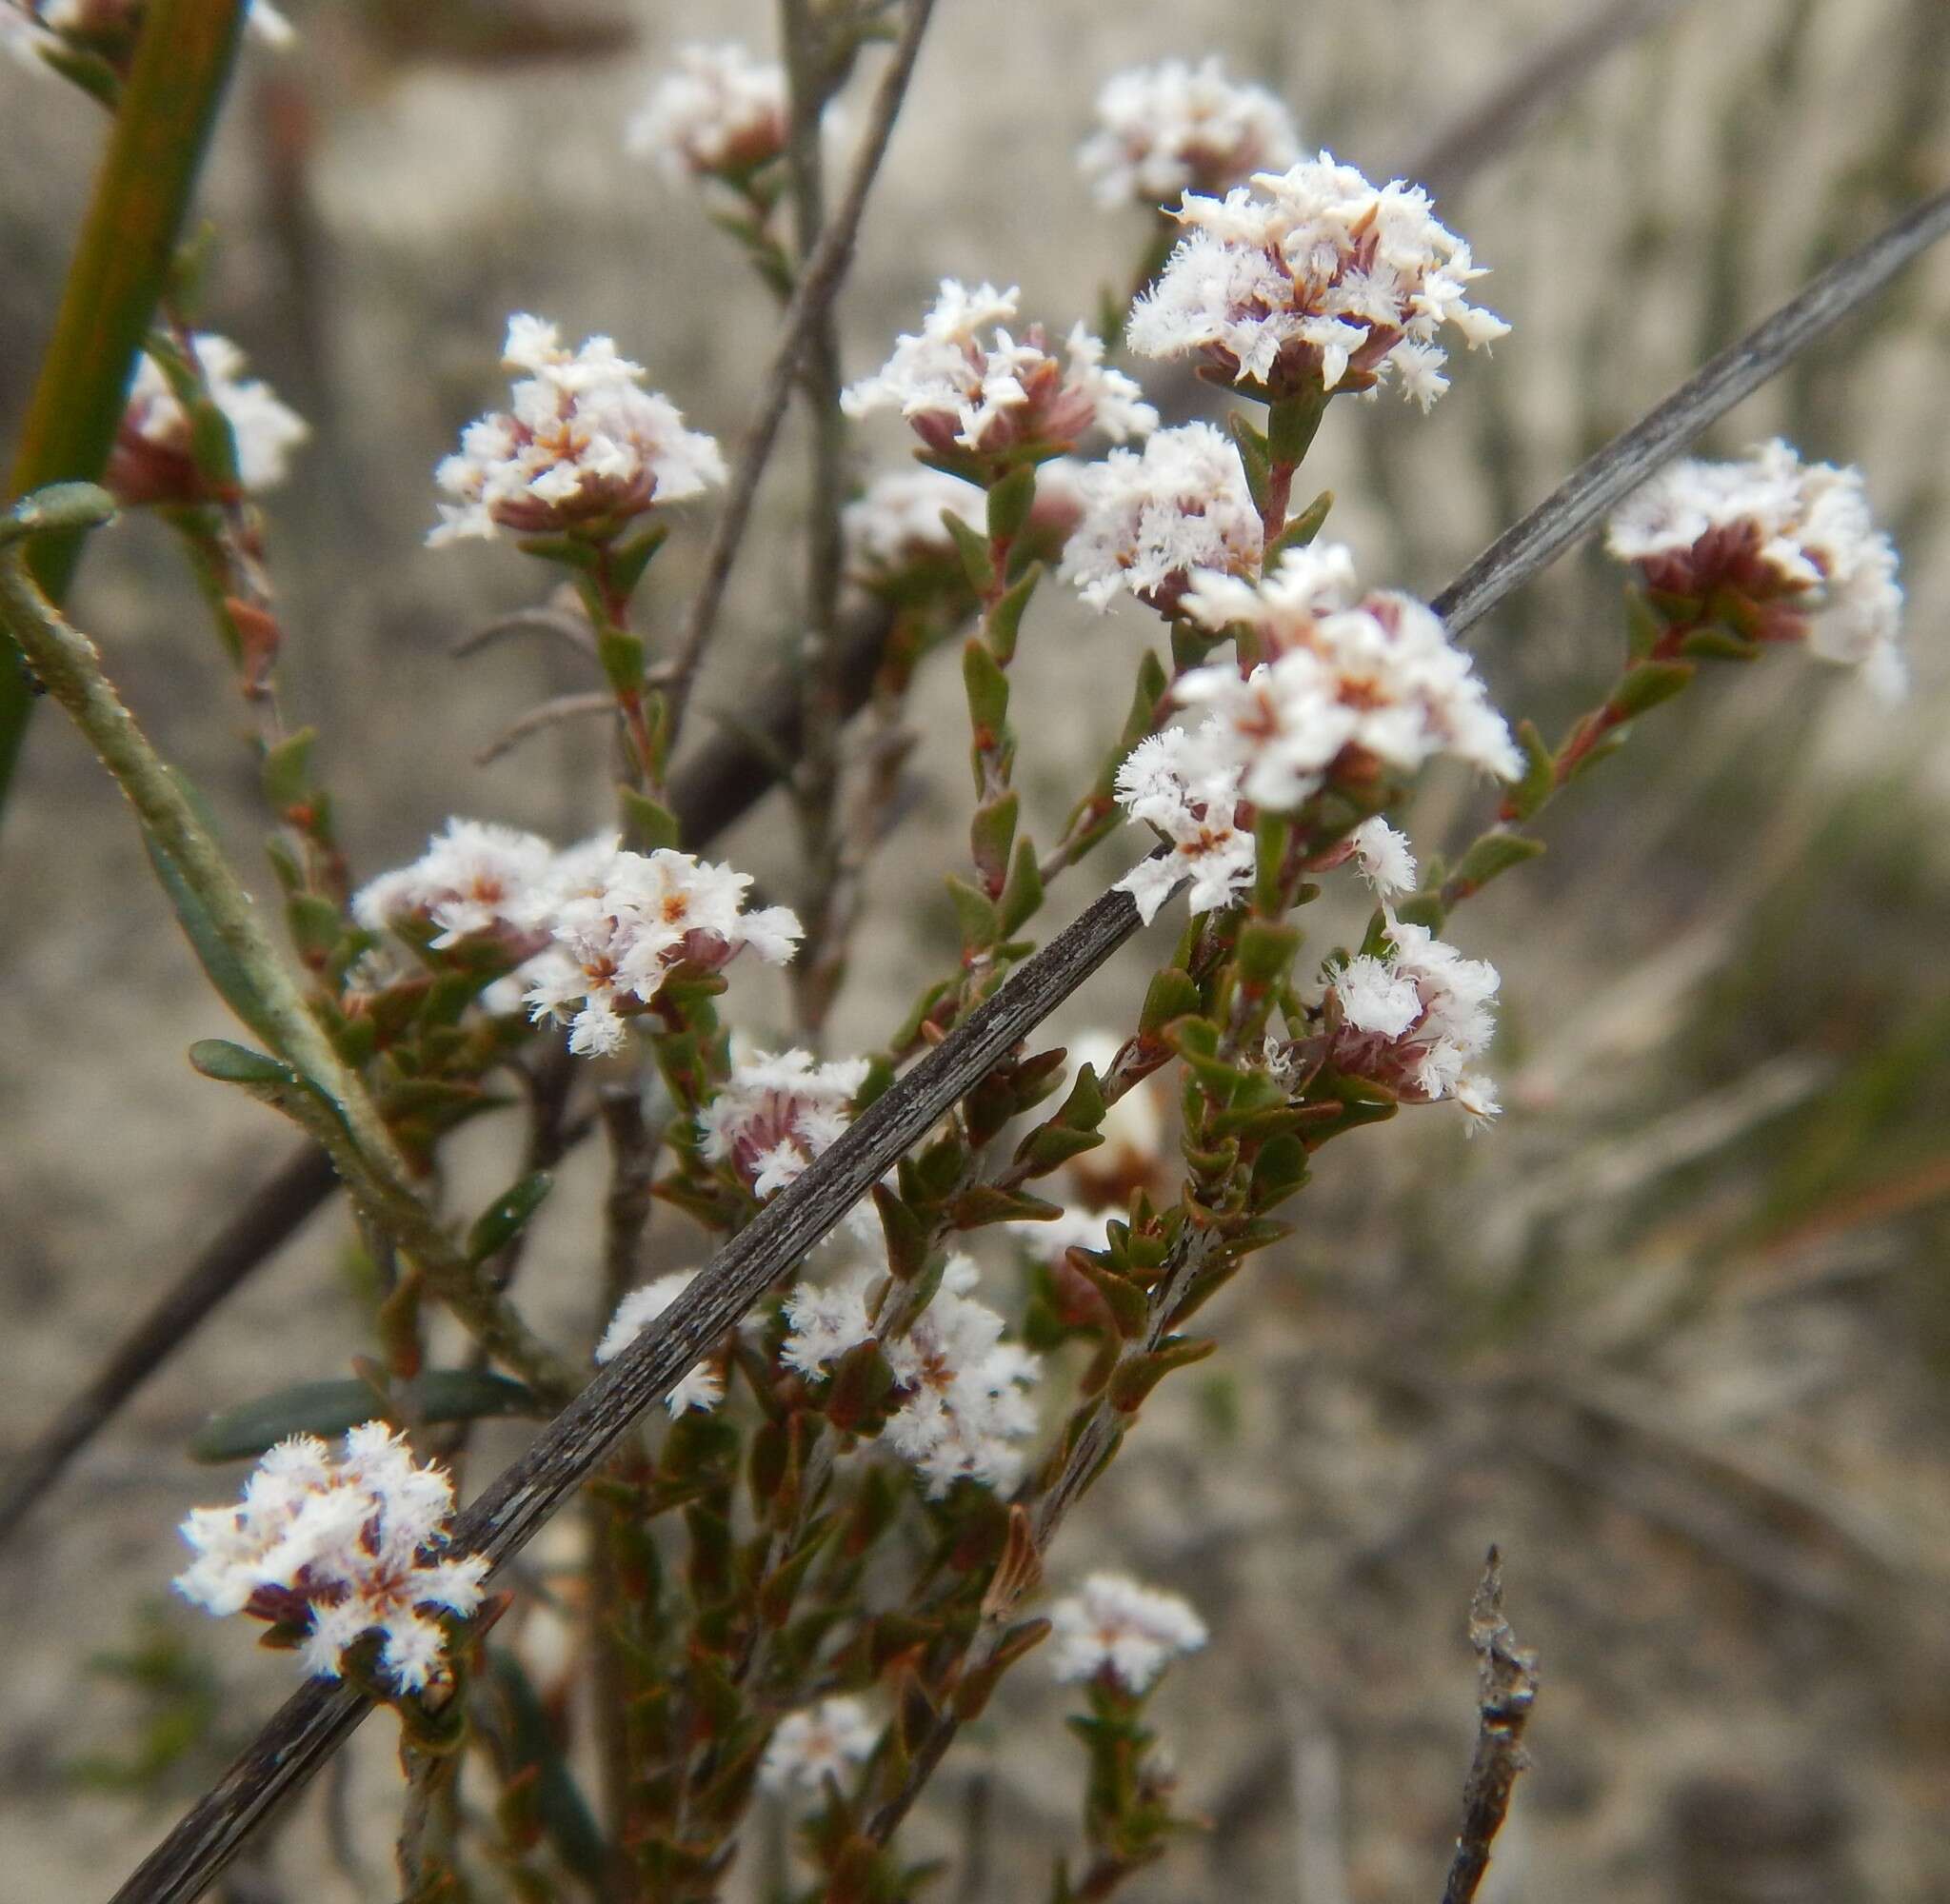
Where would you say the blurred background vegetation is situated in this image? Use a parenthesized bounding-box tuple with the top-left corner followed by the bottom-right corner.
(2, 0, 1947, 1896)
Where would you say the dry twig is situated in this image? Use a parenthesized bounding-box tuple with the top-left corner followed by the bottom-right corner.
(1441, 1548, 1540, 1904)
(659, 0, 937, 743)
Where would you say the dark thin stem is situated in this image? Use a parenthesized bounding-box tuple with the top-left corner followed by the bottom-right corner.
(1433, 183, 1950, 639)
(1402, 0, 1693, 201)
(107, 179, 1950, 1900)
(0, 1140, 337, 1547)
(1440, 1549, 1540, 1904)
(780, 0, 853, 1041)
(660, 0, 936, 746)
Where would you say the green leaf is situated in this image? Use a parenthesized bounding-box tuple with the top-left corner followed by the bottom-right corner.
(1226, 411, 1271, 514)
(942, 510, 994, 595)
(595, 626, 646, 696)
(259, 725, 316, 814)
(1605, 659, 1696, 723)
(607, 520, 670, 599)
(189, 1370, 544, 1460)
(948, 1184, 1063, 1229)
(984, 561, 1042, 665)
(1507, 717, 1555, 822)
(1450, 828, 1546, 896)
(1266, 486, 1333, 560)
(621, 784, 681, 851)
(945, 873, 1001, 954)
(985, 464, 1037, 544)
(997, 837, 1044, 936)
(1679, 624, 1763, 663)
(1622, 584, 1665, 661)
(285, 891, 344, 962)
(1108, 1336, 1216, 1412)
(144, 825, 285, 1051)
(1140, 968, 1202, 1037)
(963, 637, 1009, 744)
(969, 791, 1019, 887)
(188, 1038, 304, 1089)
(1237, 919, 1301, 987)
(466, 1171, 554, 1266)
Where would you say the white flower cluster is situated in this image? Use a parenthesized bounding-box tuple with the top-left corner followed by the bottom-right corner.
(1112, 729, 1255, 925)
(107, 332, 308, 503)
(594, 1270, 724, 1413)
(1127, 152, 1508, 405)
(759, 1696, 879, 1795)
(1110, 545, 1514, 922)
(1060, 422, 1262, 613)
(1324, 913, 1501, 1121)
(353, 818, 564, 949)
(842, 280, 1157, 461)
(841, 467, 985, 584)
(698, 1047, 871, 1198)
(1173, 543, 1522, 807)
(1079, 56, 1300, 210)
(430, 315, 726, 545)
(523, 847, 802, 1057)
(782, 1257, 1041, 1497)
(626, 42, 787, 181)
(174, 1423, 488, 1694)
(1048, 1572, 1207, 1693)
(1605, 438, 1905, 698)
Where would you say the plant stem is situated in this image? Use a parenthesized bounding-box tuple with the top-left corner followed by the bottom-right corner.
(0, 0, 247, 830)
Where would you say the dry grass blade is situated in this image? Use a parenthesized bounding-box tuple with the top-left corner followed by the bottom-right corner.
(108, 179, 1950, 1904)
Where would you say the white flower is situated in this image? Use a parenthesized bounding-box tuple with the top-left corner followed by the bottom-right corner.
(842, 281, 1156, 461)
(1060, 422, 1262, 613)
(431, 315, 726, 545)
(594, 1271, 723, 1414)
(626, 42, 786, 181)
(759, 1696, 879, 1795)
(353, 819, 557, 947)
(1323, 913, 1500, 1121)
(699, 1048, 872, 1197)
(107, 332, 308, 503)
(842, 466, 985, 585)
(785, 1258, 1040, 1497)
(1347, 816, 1417, 898)
(780, 1265, 880, 1376)
(1048, 1573, 1207, 1693)
(1605, 439, 1905, 698)
(1079, 57, 1300, 210)
(1113, 729, 1256, 924)
(1126, 151, 1508, 403)
(523, 848, 802, 1058)
(1178, 544, 1522, 796)
(175, 1422, 488, 1695)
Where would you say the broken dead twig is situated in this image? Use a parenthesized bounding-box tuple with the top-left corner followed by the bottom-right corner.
(1441, 1548, 1540, 1904)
